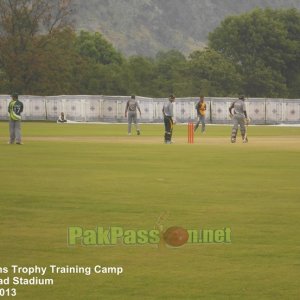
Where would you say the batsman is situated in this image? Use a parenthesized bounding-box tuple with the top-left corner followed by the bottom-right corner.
(162, 94, 175, 144)
(229, 95, 249, 143)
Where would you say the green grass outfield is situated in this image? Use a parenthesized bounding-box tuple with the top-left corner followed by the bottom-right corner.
(0, 122, 300, 299)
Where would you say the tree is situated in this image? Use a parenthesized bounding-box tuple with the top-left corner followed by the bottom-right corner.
(188, 48, 242, 96)
(72, 30, 127, 95)
(0, 0, 73, 93)
(152, 50, 189, 97)
(28, 28, 81, 95)
(75, 31, 124, 65)
(126, 56, 155, 96)
(208, 8, 300, 98)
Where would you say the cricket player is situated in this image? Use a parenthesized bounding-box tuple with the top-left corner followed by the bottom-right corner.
(194, 96, 206, 133)
(125, 95, 141, 135)
(229, 95, 249, 143)
(57, 112, 67, 123)
(8, 92, 24, 145)
(162, 94, 175, 144)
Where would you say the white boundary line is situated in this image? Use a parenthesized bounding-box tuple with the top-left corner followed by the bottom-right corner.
(58, 121, 300, 127)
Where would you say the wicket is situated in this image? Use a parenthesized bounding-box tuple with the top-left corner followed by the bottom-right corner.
(188, 122, 194, 144)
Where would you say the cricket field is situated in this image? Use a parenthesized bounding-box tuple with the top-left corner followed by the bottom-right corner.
(0, 122, 299, 299)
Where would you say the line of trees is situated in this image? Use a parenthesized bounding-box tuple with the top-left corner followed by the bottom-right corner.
(0, 1, 299, 98)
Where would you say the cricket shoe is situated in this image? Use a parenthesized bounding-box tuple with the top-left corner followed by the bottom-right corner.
(231, 138, 236, 143)
(243, 137, 248, 143)
(137, 130, 140, 135)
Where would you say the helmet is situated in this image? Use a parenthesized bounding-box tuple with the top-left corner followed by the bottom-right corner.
(239, 95, 245, 100)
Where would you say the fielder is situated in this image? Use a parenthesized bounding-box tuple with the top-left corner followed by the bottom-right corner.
(194, 96, 207, 133)
(8, 92, 24, 145)
(57, 112, 68, 123)
(162, 94, 175, 144)
(229, 95, 249, 143)
(125, 95, 141, 135)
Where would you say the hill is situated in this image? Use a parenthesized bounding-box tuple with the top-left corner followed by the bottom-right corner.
(72, 0, 300, 56)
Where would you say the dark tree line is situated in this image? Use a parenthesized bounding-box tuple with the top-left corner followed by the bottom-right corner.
(0, 1, 299, 98)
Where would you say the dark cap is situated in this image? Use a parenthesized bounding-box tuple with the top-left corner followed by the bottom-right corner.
(11, 92, 18, 99)
(169, 94, 175, 100)
(131, 95, 135, 99)
(239, 95, 245, 100)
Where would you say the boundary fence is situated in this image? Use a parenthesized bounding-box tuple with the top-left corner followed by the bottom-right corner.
(1, 95, 299, 124)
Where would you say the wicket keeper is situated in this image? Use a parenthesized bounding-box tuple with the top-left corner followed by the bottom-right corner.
(229, 95, 249, 143)
(162, 94, 175, 144)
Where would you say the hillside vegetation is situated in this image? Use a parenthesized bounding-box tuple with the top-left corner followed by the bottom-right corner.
(72, 0, 300, 56)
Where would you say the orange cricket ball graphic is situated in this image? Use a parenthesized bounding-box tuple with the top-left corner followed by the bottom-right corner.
(163, 226, 189, 247)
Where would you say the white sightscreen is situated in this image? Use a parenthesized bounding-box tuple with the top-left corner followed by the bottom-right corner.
(247, 98, 266, 124)
(284, 101, 300, 123)
(137, 97, 154, 122)
(45, 96, 64, 120)
(211, 98, 233, 124)
(101, 96, 127, 122)
(266, 99, 283, 124)
(0, 95, 299, 124)
(0, 95, 9, 120)
(85, 96, 101, 122)
(176, 98, 196, 122)
(21, 96, 46, 120)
